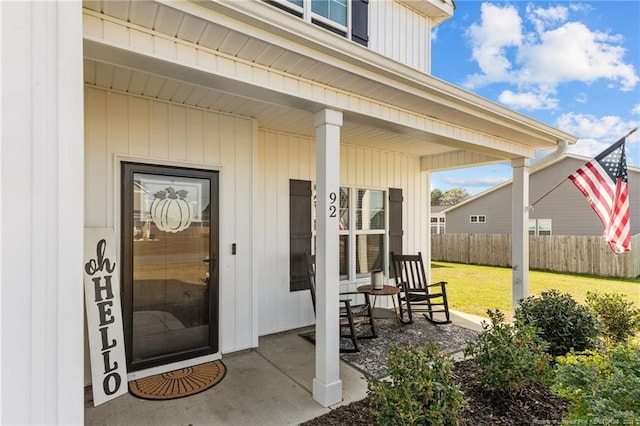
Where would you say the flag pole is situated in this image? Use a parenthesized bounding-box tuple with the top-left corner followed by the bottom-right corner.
(530, 128, 637, 208)
(531, 177, 569, 207)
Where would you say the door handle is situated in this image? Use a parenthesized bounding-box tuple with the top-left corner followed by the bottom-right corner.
(203, 255, 217, 266)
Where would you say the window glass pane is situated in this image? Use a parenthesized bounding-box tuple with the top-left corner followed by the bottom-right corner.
(311, 0, 327, 17)
(478, 215, 486, 223)
(287, 0, 303, 7)
(330, 0, 347, 25)
(470, 215, 477, 223)
(356, 189, 385, 230)
(339, 235, 348, 278)
(312, 0, 347, 26)
(430, 217, 438, 223)
(339, 187, 349, 230)
(538, 219, 552, 235)
(355, 234, 384, 275)
(529, 219, 537, 235)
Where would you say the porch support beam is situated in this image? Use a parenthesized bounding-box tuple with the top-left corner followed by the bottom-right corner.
(511, 157, 530, 313)
(313, 108, 343, 407)
(420, 150, 505, 172)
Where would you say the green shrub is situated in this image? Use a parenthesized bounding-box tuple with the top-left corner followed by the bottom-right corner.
(463, 309, 552, 396)
(515, 289, 599, 357)
(586, 291, 640, 346)
(367, 343, 467, 425)
(552, 344, 640, 423)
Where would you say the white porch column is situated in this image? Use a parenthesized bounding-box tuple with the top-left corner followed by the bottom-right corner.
(1, 1, 85, 424)
(313, 109, 343, 407)
(511, 158, 530, 313)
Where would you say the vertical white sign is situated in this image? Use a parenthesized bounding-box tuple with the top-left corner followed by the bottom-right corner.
(83, 228, 128, 406)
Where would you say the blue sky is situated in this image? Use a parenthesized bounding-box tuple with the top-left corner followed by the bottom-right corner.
(430, 0, 639, 194)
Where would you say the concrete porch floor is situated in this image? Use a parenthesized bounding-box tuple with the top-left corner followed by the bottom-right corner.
(84, 310, 484, 426)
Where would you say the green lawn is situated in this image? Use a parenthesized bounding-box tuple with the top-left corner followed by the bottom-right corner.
(431, 261, 640, 318)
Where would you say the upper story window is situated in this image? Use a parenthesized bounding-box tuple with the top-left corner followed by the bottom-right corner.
(267, 0, 368, 46)
(312, 0, 347, 27)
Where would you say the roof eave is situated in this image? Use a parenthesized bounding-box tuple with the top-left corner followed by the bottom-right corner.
(205, 0, 577, 149)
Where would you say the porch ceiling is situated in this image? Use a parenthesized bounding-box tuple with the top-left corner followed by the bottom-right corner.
(84, 59, 452, 159)
(82, 0, 577, 169)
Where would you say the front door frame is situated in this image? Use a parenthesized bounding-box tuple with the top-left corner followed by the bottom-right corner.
(121, 161, 220, 372)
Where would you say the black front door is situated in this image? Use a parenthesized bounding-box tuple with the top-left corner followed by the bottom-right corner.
(121, 162, 219, 371)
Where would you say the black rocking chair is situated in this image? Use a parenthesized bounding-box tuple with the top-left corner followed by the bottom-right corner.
(390, 252, 451, 325)
(305, 253, 377, 352)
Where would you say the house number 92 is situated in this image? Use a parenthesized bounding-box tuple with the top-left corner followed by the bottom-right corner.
(329, 192, 337, 218)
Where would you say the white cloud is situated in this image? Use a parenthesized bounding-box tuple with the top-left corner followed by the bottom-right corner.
(556, 112, 635, 139)
(575, 92, 588, 104)
(556, 112, 639, 161)
(526, 4, 568, 32)
(498, 89, 559, 110)
(443, 176, 509, 187)
(632, 104, 640, 115)
(569, 3, 594, 14)
(567, 138, 612, 158)
(464, 3, 522, 87)
(463, 3, 639, 109)
(517, 22, 638, 91)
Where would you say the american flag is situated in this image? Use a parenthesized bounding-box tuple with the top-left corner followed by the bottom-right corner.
(569, 137, 630, 254)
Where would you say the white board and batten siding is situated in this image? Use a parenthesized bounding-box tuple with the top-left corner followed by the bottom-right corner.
(256, 129, 425, 336)
(84, 86, 256, 366)
(84, 87, 428, 355)
(369, 0, 433, 73)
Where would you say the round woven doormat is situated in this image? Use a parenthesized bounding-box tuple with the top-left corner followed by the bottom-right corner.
(129, 360, 226, 400)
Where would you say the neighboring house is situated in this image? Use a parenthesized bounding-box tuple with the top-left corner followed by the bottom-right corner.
(443, 155, 640, 236)
(1, 1, 577, 423)
(431, 205, 448, 234)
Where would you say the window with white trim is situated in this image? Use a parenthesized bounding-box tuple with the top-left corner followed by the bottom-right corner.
(313, 0, 347, 27)
(314, 186, 385, 281)
(529, 219, 552, 235)
(430, 217, 445, 234)
(538, 219, 552, 235)
(266, 0, 368, 46)
(470, 215, 486, 223)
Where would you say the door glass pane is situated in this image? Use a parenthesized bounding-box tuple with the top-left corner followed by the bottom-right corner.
(355, 234, 384, 275)
(131, 173, 211, 362)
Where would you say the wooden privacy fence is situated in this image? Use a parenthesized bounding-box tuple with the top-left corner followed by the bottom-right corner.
(431, 233, 640, 278)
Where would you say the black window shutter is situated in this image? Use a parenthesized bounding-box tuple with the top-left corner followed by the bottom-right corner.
(290, 179, 312, 292)
(388, 188, 403, 277)
(351, 0, 369, 47)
